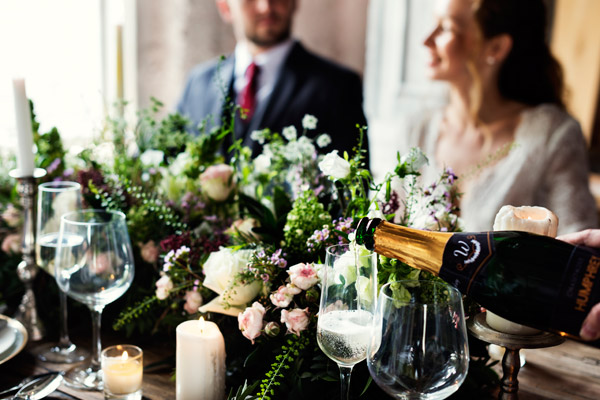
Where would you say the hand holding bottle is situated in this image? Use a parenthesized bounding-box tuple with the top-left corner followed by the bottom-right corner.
(558, 229, 600, 341)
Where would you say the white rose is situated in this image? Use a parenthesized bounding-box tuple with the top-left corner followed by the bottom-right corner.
(200, 248, 261, 316)
(140, 149, 164, 167)
(318, 150, 351, 180)
(200, 164, 235, 202)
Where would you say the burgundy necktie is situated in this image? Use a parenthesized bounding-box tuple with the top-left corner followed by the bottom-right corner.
(239, 62, 259, 121)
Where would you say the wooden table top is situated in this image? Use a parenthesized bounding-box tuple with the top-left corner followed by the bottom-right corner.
(1, 332, 600, 399)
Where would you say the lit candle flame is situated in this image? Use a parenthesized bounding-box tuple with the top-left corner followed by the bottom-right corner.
(122, 350, 129, 361)
(199, 316, 205, 334)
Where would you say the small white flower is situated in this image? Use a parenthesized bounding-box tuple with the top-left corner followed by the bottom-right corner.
(140, 150, 164, 167)
(400, 148, 428, 173)
(250, 129, 269, 144)
(169, 152, 191, 175)
(318, 150, 351, 180)
(282, 126, 297, 141)
(253, 154, 271, 174)
(302, 114, 318, 130)
(316, 134, 331, 148)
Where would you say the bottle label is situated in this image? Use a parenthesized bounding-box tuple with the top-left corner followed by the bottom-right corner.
(439, 232, 494, 295)
(554, 246, 600, 333)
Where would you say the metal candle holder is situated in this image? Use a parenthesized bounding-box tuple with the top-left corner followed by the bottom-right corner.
(9, 168, 46, 341)
(468, 312, 565, 399)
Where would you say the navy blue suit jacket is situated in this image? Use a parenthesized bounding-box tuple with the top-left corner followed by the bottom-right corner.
(176, 42, 369, 167)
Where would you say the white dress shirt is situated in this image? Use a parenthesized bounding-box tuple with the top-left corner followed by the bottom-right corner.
(233, 39, 295, 109)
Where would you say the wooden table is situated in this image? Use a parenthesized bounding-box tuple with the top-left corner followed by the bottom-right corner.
(1, 333, 600, 399)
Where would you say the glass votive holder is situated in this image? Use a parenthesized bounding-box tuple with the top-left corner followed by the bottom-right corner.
(101, 345, 143, 400)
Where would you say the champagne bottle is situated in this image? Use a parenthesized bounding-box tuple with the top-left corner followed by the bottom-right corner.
(355, 217, 600, 340)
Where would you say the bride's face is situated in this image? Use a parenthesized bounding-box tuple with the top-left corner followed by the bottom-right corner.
(423, 0, 479, 84)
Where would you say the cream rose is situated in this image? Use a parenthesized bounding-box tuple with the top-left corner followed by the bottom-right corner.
(199, 248, 261, 316)
(200, 164, 235, 202)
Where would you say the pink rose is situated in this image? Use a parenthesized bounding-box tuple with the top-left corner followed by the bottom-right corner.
(238, 302, 265, 344)
(288, 263, 319, 290)
(281, 307, 310, 336)
(200, 164, 235, 202)
(270, 285, 294, 308)
(89, 252, 112, 275)
(155, 275, 173, 300)
(2, 205, 21, 227)
(140, 240, 160, 263)
(183, 290, 203, 314)
(1, 233, 21, 254)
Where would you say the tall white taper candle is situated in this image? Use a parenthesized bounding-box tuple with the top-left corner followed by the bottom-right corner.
(12, 78, 35, 176)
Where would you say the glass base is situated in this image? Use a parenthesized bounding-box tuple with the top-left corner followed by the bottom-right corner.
(104, 389, 142, 400)
(64, 361, 104, 391)
(31, 342, 89, 363)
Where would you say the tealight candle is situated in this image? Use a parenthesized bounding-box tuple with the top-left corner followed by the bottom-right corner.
(101, 345, 143, 400)
(176, 317, 226, 400)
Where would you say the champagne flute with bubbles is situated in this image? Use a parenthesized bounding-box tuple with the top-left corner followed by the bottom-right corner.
(317, 244, 377, 400)
(55, 209, 135, 390)
(367, 280, 469, 399)
(32, 181, 88, 363)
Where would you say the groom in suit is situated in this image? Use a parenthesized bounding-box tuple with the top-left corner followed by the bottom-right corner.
(176, 0, 369, 166)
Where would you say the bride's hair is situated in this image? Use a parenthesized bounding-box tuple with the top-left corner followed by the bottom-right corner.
(473, 0, 565, 108)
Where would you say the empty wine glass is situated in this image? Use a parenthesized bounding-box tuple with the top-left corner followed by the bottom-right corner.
(32, 181, 88, 363)
(367, 280, 469, 399)
(55, 209, 135, 390)
(317, 244, 378, 400)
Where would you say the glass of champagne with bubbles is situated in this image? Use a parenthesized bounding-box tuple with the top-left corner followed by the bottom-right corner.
(32, 181, 88, 363)
(317, 244, 378, 400)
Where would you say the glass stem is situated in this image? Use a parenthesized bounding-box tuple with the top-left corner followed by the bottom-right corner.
(339, 365, 353, 400)
(57, 291, 72, 348)
(90, 307, 103, 372)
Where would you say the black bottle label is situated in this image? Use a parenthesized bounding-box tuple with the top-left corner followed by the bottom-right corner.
(439, 232, 494, 295)
(554, 246, 600, 333)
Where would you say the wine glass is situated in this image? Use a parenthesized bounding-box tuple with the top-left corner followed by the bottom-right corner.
(32, 181, 88, 363)
(367, 280, 469, 399)
(317, 244, 378, 400)
(55, 209, 135, 390)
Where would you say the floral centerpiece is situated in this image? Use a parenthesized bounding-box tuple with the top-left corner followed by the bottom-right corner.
(0, 99, 498, 399)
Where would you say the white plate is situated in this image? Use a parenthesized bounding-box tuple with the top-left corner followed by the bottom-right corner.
(0, 315, 28, 365)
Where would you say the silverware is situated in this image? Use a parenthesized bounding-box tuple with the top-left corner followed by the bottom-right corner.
(13, 372, 63, 400)
(0, 372, 62, 400)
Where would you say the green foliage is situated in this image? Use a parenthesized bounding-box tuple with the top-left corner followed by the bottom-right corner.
(283, 191, 331, 259)
(238, 186, 292, 246)
(257, 334, 310, 400)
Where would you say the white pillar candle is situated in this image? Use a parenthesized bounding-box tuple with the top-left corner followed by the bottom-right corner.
(176, 318, 226, 400)
(12, 78, 35, 176)
(101, 344, 143, 397)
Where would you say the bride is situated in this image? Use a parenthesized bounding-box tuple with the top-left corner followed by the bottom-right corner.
(401, 0, 598, 234)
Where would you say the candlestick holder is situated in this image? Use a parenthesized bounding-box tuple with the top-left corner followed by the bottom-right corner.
(468, 312, 565, 399)
(9, 168, 47, 341)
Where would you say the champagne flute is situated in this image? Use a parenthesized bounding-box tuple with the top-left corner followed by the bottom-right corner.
(317, 244, 377, 400)
(55, 209, 135, 390)
(367, 280, 469, 399)
(32, 181, 88, 363)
